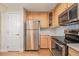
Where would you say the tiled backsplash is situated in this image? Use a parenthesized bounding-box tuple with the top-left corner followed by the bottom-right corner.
(50, 24, 79, 36)
(40, 24, 79, 36)
(40, 29, 50, 35)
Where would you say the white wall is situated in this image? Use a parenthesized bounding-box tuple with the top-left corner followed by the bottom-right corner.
(0, 4, 7, 52)
(50, 24, 79, 36)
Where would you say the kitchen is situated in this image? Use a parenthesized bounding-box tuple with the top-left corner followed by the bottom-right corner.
(0, 3, 79, 56)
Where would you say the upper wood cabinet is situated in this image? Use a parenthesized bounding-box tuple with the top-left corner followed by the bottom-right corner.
(68, 3, 74, 8)
(27, 12, 48, 28)
(40, 12, 48, 28)
(27, 12, 40, 20)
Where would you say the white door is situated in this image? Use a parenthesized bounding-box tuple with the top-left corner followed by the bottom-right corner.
(5, 12, 21, 51)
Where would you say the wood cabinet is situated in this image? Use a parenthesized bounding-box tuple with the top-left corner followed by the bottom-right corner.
(68, 3, 74, 8)
(40, 12, 48, 28)
(48, 36, 52, 50)
(68, 47, 79, 56)
(40, 35, 52, 51)
(27, 12, 40, 20)
(27, 12, 48, 28)
(51, 38, 55, 49)
(40, 36, 48, 48)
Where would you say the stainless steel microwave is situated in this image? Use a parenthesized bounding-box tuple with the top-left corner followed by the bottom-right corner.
(68, 4, 78, 23)
(59, 9, 68, 26)
(59, 3, 79, 26)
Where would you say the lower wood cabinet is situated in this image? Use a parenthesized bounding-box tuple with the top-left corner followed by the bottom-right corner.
(68, 47, 79, 56)
(48, 36, 52, 50)
(40, 35, 48, 48)
(40, 35, 51, 49)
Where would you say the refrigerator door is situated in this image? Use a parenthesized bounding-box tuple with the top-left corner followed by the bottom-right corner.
(25, 20, 40, 50)
(33, 29, 39, 50)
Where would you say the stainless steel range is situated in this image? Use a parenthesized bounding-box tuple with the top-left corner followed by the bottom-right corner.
(64, 29, 79, 56)
(51, 29, 79, 56)
(64, 29, 79, 43)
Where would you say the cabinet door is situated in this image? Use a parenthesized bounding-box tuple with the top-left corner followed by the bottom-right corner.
(68, 3, 74, 8)
(51, 38, 55, 48)
(48, 37, 51, 50)
(40, 36, 48, 48)
(40, 13, 48, 28)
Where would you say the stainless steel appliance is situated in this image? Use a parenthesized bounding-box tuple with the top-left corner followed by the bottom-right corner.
(51, 29, 79, 56)
(59, 3, 79, 26)
(59, 10, 68, 26)
(68, 4, 78, 23)
(53, 40, 66, 56)
(64, 29, 79, 56)
(64, 29, 79, 43)
(25, 20, 40, 50)
(51, 36, 67, 56)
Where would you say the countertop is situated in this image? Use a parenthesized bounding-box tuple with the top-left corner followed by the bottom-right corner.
(67, 44, 79, 52)
(51, 36, 65, 44)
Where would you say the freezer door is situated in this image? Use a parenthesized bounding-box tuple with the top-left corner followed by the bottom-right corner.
(33, 29, 39, 50)
(26, 20, 40, 30)
(33, 20, 40, 29)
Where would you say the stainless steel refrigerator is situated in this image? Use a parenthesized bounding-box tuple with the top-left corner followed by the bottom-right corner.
(25, 20, 40, 50)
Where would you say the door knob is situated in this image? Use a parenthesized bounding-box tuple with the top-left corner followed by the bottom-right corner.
(16, 34, 19, 36)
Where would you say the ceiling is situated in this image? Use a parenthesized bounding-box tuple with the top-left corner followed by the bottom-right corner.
(2, 3, 58, 12)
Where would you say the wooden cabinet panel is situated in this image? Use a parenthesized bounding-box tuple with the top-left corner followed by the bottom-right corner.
(68, 3, 74, 8)
(48, 37, 51, 50)
(40, 36, 49, 48)
(40, 12, 48, 28)
(51, 38, 55, 48)
(40, 36, 52, 50)
(68, 47, 79, 56)
(27, 12, 48, 28)
(27, 12, 40, 20)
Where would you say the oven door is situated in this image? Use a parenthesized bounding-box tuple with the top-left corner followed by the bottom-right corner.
(54, 41, 65, 56)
